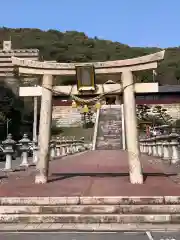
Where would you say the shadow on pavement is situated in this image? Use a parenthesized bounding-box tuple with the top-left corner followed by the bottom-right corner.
(48, 172, 177, 183)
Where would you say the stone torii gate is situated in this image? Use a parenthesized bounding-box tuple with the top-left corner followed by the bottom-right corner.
(12, 50, 165, 184)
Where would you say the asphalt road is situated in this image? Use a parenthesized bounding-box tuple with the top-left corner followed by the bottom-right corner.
(0, 232, 179, 240)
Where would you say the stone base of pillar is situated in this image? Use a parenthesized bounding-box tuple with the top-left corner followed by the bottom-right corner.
(162, 156, 170, 160)
(128, 152, 143, 184)
(35, 174, 48, 184)
(129, 170, 144, 184)
(4, 168, 14, 172)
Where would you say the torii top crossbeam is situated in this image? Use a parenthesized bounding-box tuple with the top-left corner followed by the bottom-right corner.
(11, 50, 165, 76)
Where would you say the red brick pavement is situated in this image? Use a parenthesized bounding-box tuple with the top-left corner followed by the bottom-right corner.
(0, 150, 180, 197)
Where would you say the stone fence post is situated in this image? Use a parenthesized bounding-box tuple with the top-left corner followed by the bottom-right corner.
(50, 136, 88, 159)
(50, 140, 56, 160)
(139, 128, 180, 164)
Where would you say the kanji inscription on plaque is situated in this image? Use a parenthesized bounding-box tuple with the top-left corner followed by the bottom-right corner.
(96, 105, 123, 150)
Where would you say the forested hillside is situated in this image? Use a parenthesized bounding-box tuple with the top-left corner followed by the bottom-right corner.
(0, 27, 179, 140)
(0, 27, 180, 85)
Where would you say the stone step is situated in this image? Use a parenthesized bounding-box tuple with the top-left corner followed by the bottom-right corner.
(0, 213, 180, 224)
(1, 205, 180, 214)
(0, 196, 179, 205)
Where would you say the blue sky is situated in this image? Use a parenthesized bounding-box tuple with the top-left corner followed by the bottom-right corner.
(0, 0, 179, 48)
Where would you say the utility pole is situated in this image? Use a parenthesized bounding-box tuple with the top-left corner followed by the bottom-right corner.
(33, 83, 38, 142)
(33, 95, 38, 142)
(6, 118, 11, 136)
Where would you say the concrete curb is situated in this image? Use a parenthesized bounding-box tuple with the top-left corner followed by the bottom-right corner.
(0, 223, 180, 232)
(0, 196, 180, 205)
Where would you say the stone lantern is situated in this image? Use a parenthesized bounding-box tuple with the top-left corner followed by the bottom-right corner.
(2, 134, 16, 171)
(19, 133, 31, 167)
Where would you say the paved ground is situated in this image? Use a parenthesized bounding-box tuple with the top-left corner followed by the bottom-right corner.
(0, 232, 178, 240)
(0, 150, 180, 197)
(0, 157, 19, 170)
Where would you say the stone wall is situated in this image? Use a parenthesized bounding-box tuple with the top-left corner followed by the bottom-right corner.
(52, 105, 96, 127)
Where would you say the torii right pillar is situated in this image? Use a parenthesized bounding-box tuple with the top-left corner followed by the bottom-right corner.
(122, 70, 143, 184)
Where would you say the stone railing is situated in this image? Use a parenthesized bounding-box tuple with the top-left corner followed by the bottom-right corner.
(49, 137, 91, 159)
(0, 133, 90, 172)
(139, 129, 180, 164)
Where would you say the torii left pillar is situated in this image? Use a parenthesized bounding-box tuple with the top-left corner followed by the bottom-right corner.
(35, 74, 53, 184)
(122, 70, 143, 184)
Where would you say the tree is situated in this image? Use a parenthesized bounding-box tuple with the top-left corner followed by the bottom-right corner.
(173, 119, 180, 131)
(151, 105, 173, 125)
(137, 104, 173, 131)
(0, 81, 30, 140)
(137, 104, 151, 122)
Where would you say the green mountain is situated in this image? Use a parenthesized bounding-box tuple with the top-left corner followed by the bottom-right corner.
(0, 27, 180, 85)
